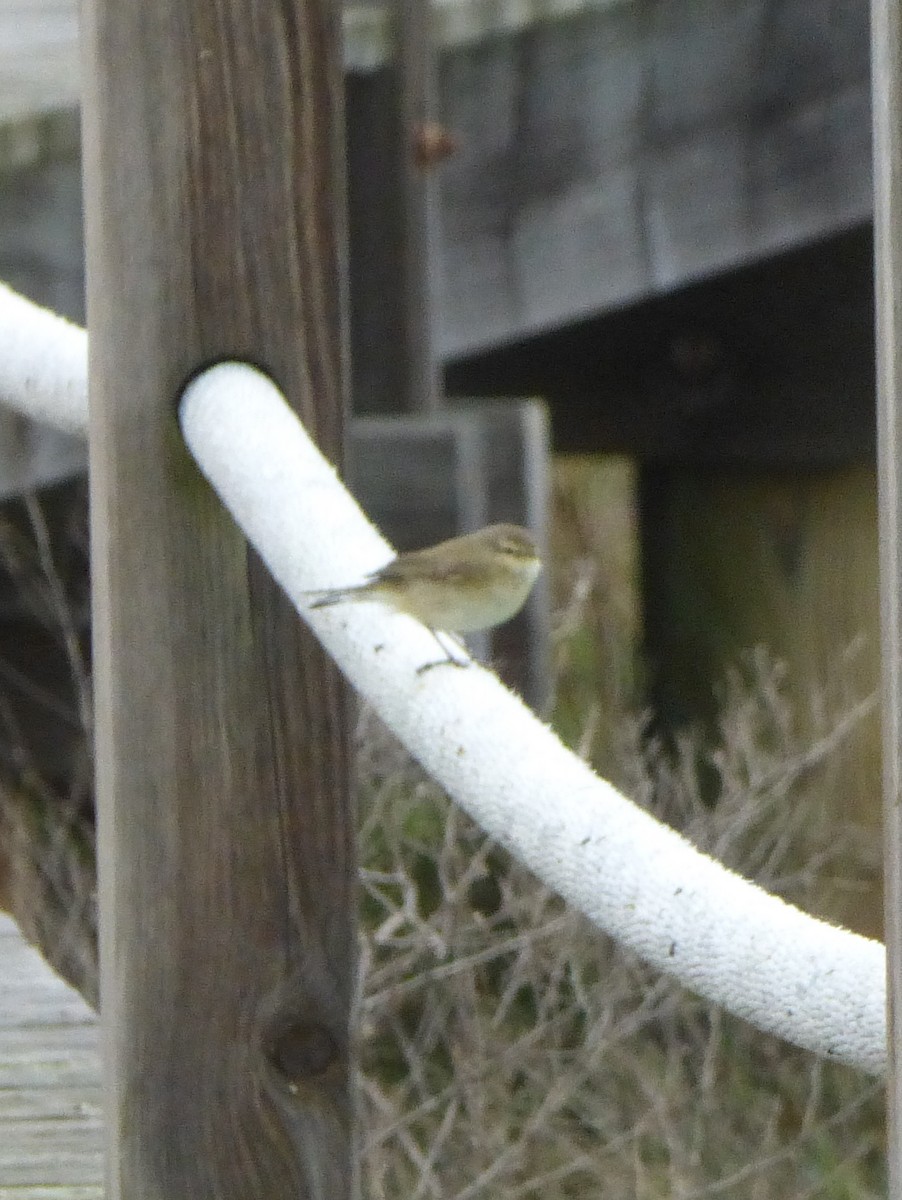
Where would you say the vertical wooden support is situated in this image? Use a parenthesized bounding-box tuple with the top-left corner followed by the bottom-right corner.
(873, 0, 902, 1189)
(347, 0, 443, 415)
(80, 0, 355, 1195)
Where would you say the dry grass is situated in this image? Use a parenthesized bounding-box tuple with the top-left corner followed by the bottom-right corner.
(353, 456, 884, 1197)
(353, 655, 884, 1199)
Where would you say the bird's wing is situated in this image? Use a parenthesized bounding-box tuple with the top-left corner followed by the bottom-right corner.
(375, 551, 480, 587)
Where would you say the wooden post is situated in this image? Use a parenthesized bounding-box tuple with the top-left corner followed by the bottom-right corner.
(347, 0, 444, 415)
(80, 0, 355, 1195)
(872, 0, 902, 1190)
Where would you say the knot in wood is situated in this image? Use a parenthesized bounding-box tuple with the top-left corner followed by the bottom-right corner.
(266, 1018, 339, 1088)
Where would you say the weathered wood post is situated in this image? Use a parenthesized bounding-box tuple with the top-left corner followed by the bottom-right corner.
(80, 0, 355, 1194)
(873, 0, 902, 1189)
(347, 0, 443, 416)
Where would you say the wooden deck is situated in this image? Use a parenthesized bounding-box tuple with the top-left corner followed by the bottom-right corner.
(0, 912, 102, 1199)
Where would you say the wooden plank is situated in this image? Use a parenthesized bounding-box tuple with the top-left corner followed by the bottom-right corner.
(447, 224, 876, 464)
(871, 0, 902, 1189)
(0, 1191, 101, 1199)
(0, 1123, 102, 1187)
(80, 0, 355, 1194)
(0, 913, 102, 1197)
(436, 0, 871, 355)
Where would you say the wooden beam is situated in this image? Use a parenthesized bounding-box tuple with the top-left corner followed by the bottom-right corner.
(80, 0, 355, 1195)
(0, 0, 875, 361)
(447, 225, 876, 465)
(871, 0, 902, 1188)
(347, 0, 444, 415)
(435, 0, 871, 355)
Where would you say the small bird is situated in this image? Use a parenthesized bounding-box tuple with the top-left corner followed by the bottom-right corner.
(307, 523, 542, 668)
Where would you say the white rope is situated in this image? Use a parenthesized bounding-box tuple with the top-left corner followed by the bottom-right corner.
(0, 281, 887, 1075)
(181, 363, 887, 1077)
(0, 283, 88, 434)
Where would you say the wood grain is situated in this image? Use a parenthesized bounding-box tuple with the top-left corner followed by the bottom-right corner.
(0, 912, 102, 1197)
(871, 0, 902, 1188)
(435, 0, 871, 354)
(80, 0, 355, 1194)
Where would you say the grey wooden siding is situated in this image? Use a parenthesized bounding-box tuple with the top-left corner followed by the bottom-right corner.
(0, 0, 873, 356)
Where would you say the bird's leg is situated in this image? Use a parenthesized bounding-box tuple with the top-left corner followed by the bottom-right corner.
(416, 629, 471, 674)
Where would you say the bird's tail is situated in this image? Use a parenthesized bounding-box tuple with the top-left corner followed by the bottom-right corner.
(305, 585, 368, 609)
